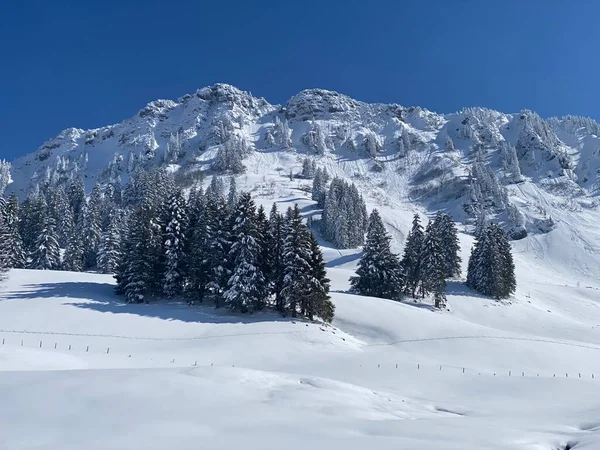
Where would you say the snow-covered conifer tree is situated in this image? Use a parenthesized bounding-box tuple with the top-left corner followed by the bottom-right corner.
(401, 214, 425, 298)
(223, 193, 267, 312)
(161, 190, 188, 298)
(350, 209, 403, 299)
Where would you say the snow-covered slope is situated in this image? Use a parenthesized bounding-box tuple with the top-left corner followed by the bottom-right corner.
(1, 250, 600, 449)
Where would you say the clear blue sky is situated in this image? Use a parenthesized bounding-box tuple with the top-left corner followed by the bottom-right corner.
(1, 0, 598, 160)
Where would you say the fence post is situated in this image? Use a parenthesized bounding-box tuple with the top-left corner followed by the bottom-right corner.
(106, 348, 110, 354)
(54, 343, 57, 349)
(462, 367, 465, 373)
(39, 341, 42, 348)
(509, 371, 511, 376)
(2, 338, 4, 345)
(86, 346, 89, 352)
(21, 340, 23, 347)
(439, 365, 442, 371)
(68, 344, 71, 350)
(417, 363, 420, 370)
(395, 364, 398, 369)
(522, 372, 524, 377)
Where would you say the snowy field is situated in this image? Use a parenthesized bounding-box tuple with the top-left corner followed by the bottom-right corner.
(1, 222, 600, 450)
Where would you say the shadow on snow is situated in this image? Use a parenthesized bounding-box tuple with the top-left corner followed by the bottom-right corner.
(3, 281, 299, 325)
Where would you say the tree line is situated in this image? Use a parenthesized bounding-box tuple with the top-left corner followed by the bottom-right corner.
(0, 169, 335, 322)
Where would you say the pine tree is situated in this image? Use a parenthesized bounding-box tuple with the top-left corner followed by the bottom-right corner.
(161, 190, 188, 298)
(322, 178, 367, 248)
(420, 221, 447, 308)
(62, 228, 84, 272)
(311, 168, 328, 206)
(0, 195, 26, 268)
(401, 214, 425, 298)
(227, 176, 238, 212)
(268, 203, 286, 311)
(115, 204, 160, 303)
(301, 158, 316, 179)
(431, 212, 462, 278)
(206, 175, 225, 202)
(29, 216, 61, 270)
(306, 233, 334, 322)
(281, 205, 312, 318)
(82, 183, 103, 269)
(97, 210, 123, 274)
(223, 193, 267, 312)
(68, 178, 86, 226)
(203, 195, 231, 308)
(466, 223, 516, 299)
(350, 209, 403, 299)
(0, 210, 10, 275)
(185, 188, 210, 303)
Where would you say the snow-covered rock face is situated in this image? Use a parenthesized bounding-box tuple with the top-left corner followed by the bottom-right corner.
(6, 83, 600, 245)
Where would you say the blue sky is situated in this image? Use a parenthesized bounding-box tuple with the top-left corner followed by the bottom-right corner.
(1, 0, 598, 160)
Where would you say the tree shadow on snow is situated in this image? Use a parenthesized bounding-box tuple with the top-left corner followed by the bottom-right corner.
(4, 281, 298, 325)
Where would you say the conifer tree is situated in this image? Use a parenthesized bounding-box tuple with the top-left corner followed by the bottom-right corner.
(161, 190, 188, 298)
(306, 233, 334, 322)
(401, 214, 425, 298)
(268, 203, 286, 311)
(115, 204, 160, 303)
(420, 221, 447, 308)
(350, 209, 403, 299)
(185, 188, 210, 303)
(203, 195, 231, 308)
(431, 212, 462, 278)
(29, 216, 61, 270)
(0, 195, 26, 268)
(97, 210, 123, 274)
(227, 176, 238, 212)
(466, 223, 516, 299)
(82, 183, 103, 269)
(62, 228, 84, 272)
(223, 193, 267, 312)
(281, 205, 312, 317)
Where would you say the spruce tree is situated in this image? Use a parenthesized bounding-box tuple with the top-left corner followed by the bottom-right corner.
(186, 188, 210, 303)
(223, 193, 267, 312)
(268, 203, 286, 311)
(0, 195, 26, 268)
(97, 211, 123, 274)
(62, 229, 84, 272)
(306, 233, 335, 322)
(467, 223, 516, 299)
(420, 221, 447, 309)
(29, 216, 61, 270)
(82, 183, 103, 269)
(401, 214, 425, 298)
(350, 209, 403, 299)
(431, 212, 462, 278)
(226, 176, 238, 212)
(281, 205, 312, 318)
(203, 195, 231, 308)
(115, 204, 159, 303)
(161, 190, 188, 298)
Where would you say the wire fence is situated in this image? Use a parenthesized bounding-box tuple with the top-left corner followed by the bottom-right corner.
(0, 335, 597, 381)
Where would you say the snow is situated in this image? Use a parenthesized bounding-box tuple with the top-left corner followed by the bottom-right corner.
(2, 229, 600, 450)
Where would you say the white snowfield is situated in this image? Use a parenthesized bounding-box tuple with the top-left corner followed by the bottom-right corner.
(1, 223, 600, 450)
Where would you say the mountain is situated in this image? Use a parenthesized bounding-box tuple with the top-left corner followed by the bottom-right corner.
(6, 83, 600, 277)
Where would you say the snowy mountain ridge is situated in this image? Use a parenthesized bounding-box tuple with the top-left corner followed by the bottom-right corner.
(6, 83, 600, 278)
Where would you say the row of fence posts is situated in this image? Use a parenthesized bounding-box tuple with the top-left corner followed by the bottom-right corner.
(1, 337, 597, 379)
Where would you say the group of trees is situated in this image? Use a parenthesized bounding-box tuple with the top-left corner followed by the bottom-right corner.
(0, 169, 335, 322)
(321, 177, 368, 249)
(351, 210, 515, 307)
(115, 182, 334, 321)
(351, 211, 461, 309)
